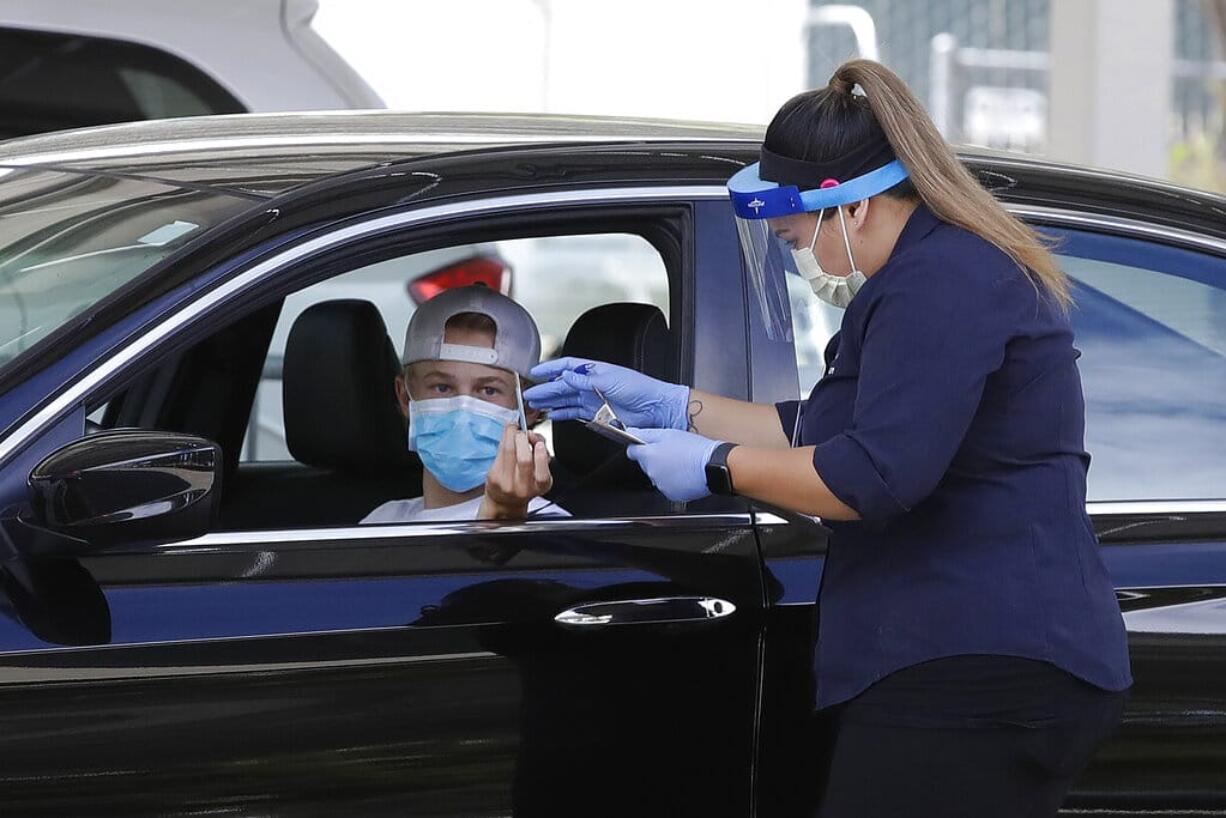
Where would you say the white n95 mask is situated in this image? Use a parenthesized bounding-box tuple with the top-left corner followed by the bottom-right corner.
(791, 204, 866, 309)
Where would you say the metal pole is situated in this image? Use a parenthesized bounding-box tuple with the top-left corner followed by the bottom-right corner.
(956, 47, 1049, 72)
(531, 0, 552, 111)
(806, 5, 881, 61)
(1173, 59, 1226, 80)
(930, 33, 957, 139)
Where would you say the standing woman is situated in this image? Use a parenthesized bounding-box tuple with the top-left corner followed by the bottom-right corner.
(525, 59, 1131, 817)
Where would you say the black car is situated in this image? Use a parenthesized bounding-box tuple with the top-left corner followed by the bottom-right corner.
(0, 112, 1223, 816)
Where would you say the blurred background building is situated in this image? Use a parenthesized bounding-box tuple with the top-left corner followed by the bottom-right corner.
(0, 0, 1222, 192)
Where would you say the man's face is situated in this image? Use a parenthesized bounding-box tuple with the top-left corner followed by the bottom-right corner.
(395, 324, 523, 415)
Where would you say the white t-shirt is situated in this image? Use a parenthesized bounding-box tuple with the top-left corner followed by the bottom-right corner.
(360, 495, 567, 524)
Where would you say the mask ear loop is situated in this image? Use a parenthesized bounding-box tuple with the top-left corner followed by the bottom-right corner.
(809, 208, 824, 253)
(796, 209, 826, 289)
(835, 203, 860, 274)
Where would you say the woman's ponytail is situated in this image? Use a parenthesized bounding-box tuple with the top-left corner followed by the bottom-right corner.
(830, 60, 1071, 308)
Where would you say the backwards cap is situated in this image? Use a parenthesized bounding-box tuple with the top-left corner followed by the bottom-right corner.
(402, 284, 541, 379)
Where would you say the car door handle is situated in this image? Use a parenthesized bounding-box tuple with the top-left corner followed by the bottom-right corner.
(554, 596, 737, 628)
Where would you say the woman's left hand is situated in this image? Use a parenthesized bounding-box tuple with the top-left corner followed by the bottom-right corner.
(626, 428, 723, 502)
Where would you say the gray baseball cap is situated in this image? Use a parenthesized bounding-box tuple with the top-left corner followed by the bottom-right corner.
(402, 285, 541, 379)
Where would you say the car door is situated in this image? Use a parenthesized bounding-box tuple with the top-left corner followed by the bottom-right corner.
(0, 185, 766, 817)
(1042, 223, 1226, 814)
(0, 513, 764, 817)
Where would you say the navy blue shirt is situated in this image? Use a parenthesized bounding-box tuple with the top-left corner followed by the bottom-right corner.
(778, 204, 1132, 709)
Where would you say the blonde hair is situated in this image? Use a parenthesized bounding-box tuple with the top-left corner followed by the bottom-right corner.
(827, 60, 1070, 307)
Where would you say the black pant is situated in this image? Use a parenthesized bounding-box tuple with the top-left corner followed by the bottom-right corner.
(817, 656, 1127, 818)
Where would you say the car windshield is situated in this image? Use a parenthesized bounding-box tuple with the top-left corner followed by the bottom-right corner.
(0, 166, 257, 372)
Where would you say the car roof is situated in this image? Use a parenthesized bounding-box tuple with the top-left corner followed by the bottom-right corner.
(0, 111, 768, 196)
(0, 110, 1221, 236)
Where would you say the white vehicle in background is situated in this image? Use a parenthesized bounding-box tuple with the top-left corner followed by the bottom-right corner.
(0, 1, 752, 464)
(0, 0, 381, 138)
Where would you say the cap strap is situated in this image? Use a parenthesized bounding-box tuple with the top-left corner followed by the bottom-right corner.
(439, 343, 498, 365)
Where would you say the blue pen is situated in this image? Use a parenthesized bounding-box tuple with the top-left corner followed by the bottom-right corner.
(554, 362, 593, 381)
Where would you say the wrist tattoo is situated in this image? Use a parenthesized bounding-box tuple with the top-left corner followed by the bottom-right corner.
(687, 398, 704, 432)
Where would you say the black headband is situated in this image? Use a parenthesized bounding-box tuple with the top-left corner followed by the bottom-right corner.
(759, 138, 897, 190)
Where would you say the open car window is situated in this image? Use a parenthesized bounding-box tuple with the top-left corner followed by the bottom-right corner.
(203, 229, 676, 529)
(242, 232, 669, 463)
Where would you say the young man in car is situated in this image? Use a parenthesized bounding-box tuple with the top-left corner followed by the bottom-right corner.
(362, 284, 564, 523)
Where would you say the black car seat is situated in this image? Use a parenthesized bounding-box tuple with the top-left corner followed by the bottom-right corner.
(220, 299, 422, 529)
(548, 303, 678, 517)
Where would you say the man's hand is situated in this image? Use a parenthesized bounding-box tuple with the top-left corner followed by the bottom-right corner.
(478, 424, 553, 520)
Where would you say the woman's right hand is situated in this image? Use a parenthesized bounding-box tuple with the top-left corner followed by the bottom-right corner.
(524, 357, 690, 430)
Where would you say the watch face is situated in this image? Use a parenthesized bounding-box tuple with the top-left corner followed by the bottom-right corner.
(706, 464, 733, 496)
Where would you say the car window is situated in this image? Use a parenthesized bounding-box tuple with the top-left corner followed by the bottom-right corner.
(0, 27, 245, 138)
(0, 168, 258, 372)
(1060, 240, 1226, 501)
(785, 231, 1226, 503)
(242, 233, 669, 463)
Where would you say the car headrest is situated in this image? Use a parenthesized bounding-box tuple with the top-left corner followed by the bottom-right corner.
(553, 303, 675, 482)
(283, 299, 421, 473)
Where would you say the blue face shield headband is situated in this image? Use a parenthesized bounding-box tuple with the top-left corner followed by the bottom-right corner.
(727, 146, 910, 339)
(728, 157, 910, 219)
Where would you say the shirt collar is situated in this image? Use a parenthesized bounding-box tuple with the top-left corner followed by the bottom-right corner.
(889, 202, 941, 260)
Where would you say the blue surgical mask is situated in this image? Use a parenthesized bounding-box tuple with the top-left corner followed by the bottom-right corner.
(408, 394, 521, 492)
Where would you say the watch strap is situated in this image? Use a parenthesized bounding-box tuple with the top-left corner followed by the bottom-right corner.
(705, 442, 738, 495)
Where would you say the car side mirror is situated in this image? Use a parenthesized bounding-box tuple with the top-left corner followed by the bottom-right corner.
(27, 429, 221, 549)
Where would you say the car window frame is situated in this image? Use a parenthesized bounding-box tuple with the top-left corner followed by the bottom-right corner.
(0, 184, 746, 540)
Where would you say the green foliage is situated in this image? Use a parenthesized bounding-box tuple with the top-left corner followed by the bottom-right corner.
(1170, 131, 1226, 193)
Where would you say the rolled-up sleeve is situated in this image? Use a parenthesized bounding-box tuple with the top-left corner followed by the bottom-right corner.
(812, 259, 1014, 523)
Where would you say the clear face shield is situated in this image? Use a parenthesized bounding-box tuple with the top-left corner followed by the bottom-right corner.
(734, 214, 797, 342)
(728, 158, 910, 340)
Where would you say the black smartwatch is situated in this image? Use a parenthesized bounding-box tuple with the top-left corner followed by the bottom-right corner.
(705, 442, 738, 496)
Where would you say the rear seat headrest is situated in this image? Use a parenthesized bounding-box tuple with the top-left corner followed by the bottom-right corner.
(553, 303, 675, 481)
(283, 299, 421, 473)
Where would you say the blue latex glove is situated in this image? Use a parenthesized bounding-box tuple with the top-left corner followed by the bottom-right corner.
(525, 357, 690, 430)
(625, 428, 723, 502)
